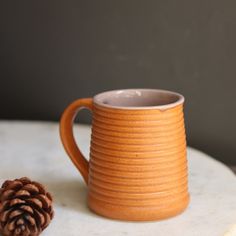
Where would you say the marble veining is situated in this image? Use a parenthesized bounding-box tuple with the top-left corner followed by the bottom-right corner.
(0, 121, 236, 236)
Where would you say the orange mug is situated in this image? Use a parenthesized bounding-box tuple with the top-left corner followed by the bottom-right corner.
(60, 89, 189, 221)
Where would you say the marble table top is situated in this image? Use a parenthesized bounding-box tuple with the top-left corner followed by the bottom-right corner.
(0, 121, 236, 236)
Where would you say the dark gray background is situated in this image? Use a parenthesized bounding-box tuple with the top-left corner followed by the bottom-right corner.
(0, 1, 236, 164)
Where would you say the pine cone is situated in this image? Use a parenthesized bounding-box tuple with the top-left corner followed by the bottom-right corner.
(0, 177, 54, 236)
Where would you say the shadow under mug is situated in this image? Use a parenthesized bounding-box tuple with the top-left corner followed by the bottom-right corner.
(60, 89, 189, 221)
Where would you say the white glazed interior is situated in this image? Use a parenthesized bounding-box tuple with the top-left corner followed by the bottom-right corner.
(93, 89, 184, 110)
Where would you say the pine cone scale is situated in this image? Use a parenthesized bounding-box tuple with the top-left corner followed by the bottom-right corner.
(32, 183, 46, 195)
(27, 198, 43, 209)
(9, 210, 23, 220)
(20, 206, 34, 215)
(7, 218, 16, 231)
(4, 181, 23, 191)
(22, 185, 39, 194)
(16, 190, 32, 198)
(0, 208, 11, 222)
(16, 218, 24, 225)
(1, 190, 15, 201)
(10, 198, 26, 207)
(34, 209, 45, 227)
(36, 195, 51, 209)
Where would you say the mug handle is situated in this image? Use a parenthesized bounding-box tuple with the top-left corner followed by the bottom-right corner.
(59, 98, 93, 185)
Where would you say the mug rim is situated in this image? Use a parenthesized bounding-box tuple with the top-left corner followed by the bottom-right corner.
(93, 88, 184, 110)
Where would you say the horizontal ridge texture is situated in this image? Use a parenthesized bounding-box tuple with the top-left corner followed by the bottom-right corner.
(88, 103, 189, 219)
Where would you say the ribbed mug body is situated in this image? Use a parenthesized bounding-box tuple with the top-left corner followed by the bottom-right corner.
(87, 101, 189, 221)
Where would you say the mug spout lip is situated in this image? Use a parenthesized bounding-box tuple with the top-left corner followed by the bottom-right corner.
(93, 88, 185, 110)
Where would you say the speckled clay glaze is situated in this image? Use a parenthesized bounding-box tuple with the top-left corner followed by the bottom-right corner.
(60, 89, 189, 221)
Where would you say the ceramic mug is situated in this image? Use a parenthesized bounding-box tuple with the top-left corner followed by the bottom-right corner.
(60, 89, 189, 221)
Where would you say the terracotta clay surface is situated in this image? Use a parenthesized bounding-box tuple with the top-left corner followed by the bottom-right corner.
(60, 89, 189, 221)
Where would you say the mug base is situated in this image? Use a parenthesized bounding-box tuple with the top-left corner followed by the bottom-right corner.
(87, 193, 190, 222)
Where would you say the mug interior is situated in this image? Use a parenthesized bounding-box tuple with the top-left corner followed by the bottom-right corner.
(94, 89, 184, 109)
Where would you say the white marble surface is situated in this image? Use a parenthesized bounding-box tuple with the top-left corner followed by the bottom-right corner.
(0, 121, 236, 236)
